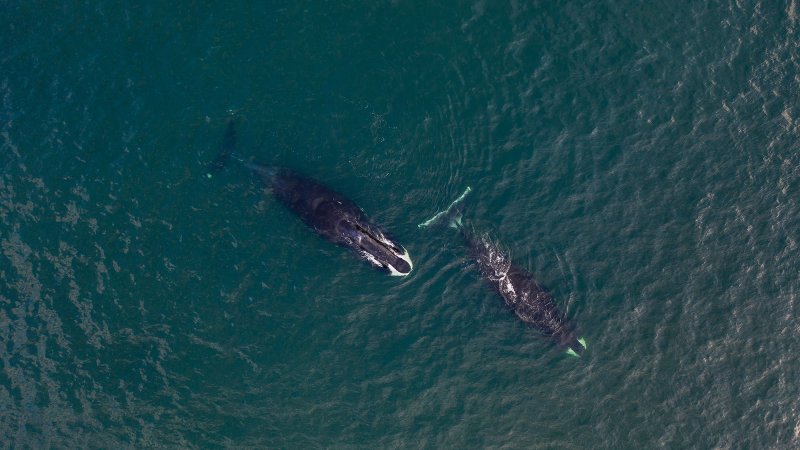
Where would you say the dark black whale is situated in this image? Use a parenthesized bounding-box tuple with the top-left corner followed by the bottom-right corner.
(209, 121, 413, 276)
(462, 228, 586, 356)
(420, 188, 587, 356)
(248, 164, 413, 275)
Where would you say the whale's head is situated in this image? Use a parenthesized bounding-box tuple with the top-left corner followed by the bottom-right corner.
(345, 222, 413, 276)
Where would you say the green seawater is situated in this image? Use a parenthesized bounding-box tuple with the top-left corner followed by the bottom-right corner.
(2, 2, 799, 448)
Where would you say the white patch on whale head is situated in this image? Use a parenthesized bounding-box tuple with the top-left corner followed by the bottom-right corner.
(353, 225, 412, 276)
(361, 250, 382, 267)
(390, 247, 413, 276)
(371, 231, 412, 276)
(360, 244, 412, 277)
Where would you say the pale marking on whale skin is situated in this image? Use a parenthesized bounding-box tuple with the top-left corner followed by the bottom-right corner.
(389, 247, 414, 277)
(354, 223, 412, 276)
(361, 247, 412, 276)
(361, 251, 384, 269)
(479, 239, 519, 303)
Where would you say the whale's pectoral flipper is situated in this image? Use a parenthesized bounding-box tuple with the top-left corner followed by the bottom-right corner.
(418, 186, 472, 229)
(207, 120, 237, 178)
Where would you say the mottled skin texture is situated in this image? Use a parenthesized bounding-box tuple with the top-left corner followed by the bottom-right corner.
(249, 164, 411, 275)
(464, 230, 583, 355)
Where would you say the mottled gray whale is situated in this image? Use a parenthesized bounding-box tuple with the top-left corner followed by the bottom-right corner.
(209, 121, 412, 276)
(420, 188, 586, 356)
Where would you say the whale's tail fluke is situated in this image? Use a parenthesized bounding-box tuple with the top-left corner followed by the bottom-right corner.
(565, 337, 588, 357)
(207, 120, 237, 178)
(418, 186, 472, 230)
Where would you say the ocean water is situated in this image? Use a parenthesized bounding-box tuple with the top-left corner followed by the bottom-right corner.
(2, 1, 799, 448)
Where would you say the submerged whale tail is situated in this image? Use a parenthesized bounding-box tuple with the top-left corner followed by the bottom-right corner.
(417, 186, 472, 230)
(207, 119, 278, 182)
(206, 120, 237, 178)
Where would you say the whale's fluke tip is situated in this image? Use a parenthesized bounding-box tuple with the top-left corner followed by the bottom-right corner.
(418, 186, 473, 229)
(565, 337, 587, 357)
